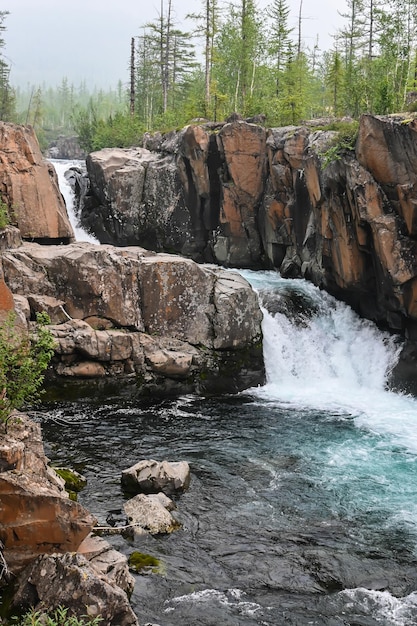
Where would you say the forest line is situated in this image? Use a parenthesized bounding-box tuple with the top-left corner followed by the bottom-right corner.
(0, 1, 416, 151)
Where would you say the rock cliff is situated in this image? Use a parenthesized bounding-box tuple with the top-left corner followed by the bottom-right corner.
(0, 123, 74, 242)
(78, 115, 417, 346)
(0, 122, 264, 393)
(0, 414, 138, 625)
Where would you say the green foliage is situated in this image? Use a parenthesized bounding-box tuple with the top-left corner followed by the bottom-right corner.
(319, 120, 359, 167)
(0, 198, 9, 229)
(0, 312, 55, 426)
(11, 605, 102, 625)
(6, 0, 417, 147)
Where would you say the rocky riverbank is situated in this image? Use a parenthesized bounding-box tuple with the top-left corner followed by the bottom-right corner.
(0, 121, 264, 393)
(0, 413, 138, 625)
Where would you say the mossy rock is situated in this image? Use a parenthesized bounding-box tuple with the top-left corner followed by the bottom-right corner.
(53, 467, 87, 493)
(128, 551, 165, 575)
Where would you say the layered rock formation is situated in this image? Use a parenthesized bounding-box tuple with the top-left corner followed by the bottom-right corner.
(0, 121, 264, 393)
(0, 414, 94, 572)
(79, 115, 417, 344)
(1, 241, 264, 393)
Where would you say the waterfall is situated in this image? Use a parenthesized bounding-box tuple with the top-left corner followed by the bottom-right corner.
(51, 159, 99, 243)
(243, 270, 417, 455)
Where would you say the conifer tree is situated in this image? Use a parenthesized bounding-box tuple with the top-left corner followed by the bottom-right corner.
(266, 0, 293, 95)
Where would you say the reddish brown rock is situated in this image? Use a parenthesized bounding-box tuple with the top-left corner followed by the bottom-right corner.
(1, 242, 264, 392)
(0, 123, 74, 241)
(178, 124, 211, 197)
(0, 415, 96, 573)
(138, 253, 214, 346)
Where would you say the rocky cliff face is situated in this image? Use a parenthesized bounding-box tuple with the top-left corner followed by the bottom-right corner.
(0, 123, 74, 242)
(0, 414, 138, 625)
(79, 115, 417, 344)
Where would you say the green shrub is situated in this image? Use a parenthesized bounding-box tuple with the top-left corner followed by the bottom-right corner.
(319, 120, 359, 167)
(0, 311, 55, 427)
(0, 199, 9, 229)
(11, 605, 102, 625)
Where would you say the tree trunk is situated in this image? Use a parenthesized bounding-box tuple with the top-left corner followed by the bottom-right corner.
(130, 37, 135, 116)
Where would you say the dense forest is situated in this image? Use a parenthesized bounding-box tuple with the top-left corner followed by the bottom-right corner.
(1, 0, 417, 152)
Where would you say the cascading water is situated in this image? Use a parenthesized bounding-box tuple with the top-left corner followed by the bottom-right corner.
(40, 176, 417, 624)
(50, 159, 98, 243)
(246, 271, 417, 452)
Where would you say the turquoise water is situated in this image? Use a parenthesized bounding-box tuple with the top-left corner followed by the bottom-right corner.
(41, 271, 417, 625)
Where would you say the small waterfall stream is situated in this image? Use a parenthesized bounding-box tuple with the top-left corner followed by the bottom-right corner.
(50, 159, 98, 243)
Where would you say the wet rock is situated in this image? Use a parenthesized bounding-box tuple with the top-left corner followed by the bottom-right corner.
(123, 493, 179, 535)
(121, 459, 190, 495)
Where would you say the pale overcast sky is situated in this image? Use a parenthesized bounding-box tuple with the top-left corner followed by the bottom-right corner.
(4, 0, 346, 90)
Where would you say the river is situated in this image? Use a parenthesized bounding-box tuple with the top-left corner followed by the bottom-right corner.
(42, 161, 417, 625)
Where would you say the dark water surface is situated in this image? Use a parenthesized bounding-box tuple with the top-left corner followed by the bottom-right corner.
(38, 273, 417, 625)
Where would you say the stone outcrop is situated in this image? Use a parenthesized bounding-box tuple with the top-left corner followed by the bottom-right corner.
(81, 122, 268, 267)
(77, 115, 417, 346)
(0, 414, 95, 573)
(123, 493, 179, 535)
(11, 552, 138, 626)
(0, 123, 74, 242)
(45, 134, 85, 160)
(1, 241, 264, 393)
(121, 459, 191, 495)
(0, 414, 138, 624)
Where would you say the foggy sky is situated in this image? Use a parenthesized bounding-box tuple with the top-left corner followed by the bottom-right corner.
(4, 0, 345, 90)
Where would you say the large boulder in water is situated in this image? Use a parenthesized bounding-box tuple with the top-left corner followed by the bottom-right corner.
(121, 459, 191, 495)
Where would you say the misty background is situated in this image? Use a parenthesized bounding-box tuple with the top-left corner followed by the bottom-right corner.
(5, 0, 344, 89)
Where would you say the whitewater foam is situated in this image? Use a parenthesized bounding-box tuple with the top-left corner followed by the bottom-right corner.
(243, 272, 417, 456)
(51, 159, 99, 243)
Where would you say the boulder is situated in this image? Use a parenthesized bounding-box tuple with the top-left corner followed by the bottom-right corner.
(77, 534, 135, 596)
(11, 552, 138, 626)
(121, 459, 191, 495)
(81, 121, 268, 266)
(0, 122, 74, 242)
(2, 243, 145, 329)
(138, 253, 214, 346)
(123, 493, 179, 535)
(0, 414, 96, 573)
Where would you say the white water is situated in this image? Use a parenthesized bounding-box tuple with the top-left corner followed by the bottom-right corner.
(244, 271, 417, 456)
(240, 271, 417, 624)
(50, 159, 99, 243)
